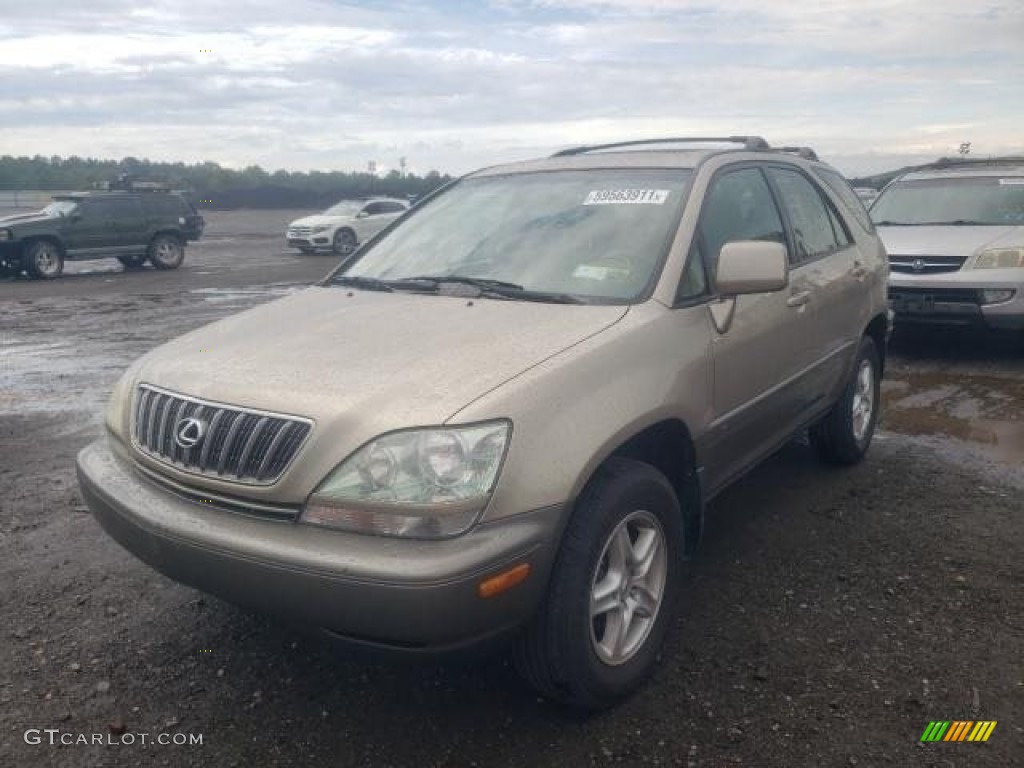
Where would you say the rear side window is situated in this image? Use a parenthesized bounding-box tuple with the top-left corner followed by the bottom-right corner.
(85, 198, 144, 219)
(815, 167, 874, 232)
(767, 168, 849, 263)
(144, 195, 187, 217)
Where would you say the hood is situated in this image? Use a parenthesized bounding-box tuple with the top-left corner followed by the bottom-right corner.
(0, 211, 55, 226)
(135, 285, 628, 435)
(288, 214, 350, 228)
(877, 224, 1023, 257)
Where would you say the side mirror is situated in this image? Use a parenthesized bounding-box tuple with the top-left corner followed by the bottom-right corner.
(715, 241, 788, 296)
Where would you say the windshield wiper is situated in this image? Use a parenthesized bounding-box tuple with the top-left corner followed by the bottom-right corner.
(400, 275, 526, 291)
(873, 219, 992, 226)
(331, 275, 394, 292)
(396, 275, 586, 304)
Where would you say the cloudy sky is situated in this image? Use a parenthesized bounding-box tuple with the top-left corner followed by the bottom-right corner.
(1, 0, 1022, 177)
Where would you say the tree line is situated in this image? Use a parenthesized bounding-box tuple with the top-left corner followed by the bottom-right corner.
(0, 155, 453, 209)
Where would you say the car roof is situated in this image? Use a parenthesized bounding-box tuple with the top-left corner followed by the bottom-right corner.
(54, 190, 182, 200)
(466, 137, 828, 179)
(897, 158, 1024, 181)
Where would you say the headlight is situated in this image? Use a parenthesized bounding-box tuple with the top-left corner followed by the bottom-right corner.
(0, 229, 11, 241)
(301, 421, 511, 538)
(311, 225, 329, 234)
(965, 247, 1024, 269)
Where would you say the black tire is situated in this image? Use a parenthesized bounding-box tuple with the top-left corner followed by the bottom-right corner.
(514, 457, 684, 710)
(118, 255, 148, 270)
(332, 228, 357, 256)
(24, 239, 64, 280)
(148, 234, 184, 270)
(809, 336, 881, 465)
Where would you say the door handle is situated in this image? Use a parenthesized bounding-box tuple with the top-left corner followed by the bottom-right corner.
(786, 290, 811, 307)
(851, 262, 868, 280)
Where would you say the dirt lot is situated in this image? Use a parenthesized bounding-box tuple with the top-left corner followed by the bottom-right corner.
(1, 210, 1021, 767)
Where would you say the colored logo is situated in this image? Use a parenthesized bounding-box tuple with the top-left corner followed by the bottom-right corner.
(920, 721, 997, 742)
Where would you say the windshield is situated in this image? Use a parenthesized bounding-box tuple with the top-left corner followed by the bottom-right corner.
(324, 200, 363, 216)
(337, 170, 691, 303)
(42, 200, 78, 217)
(871, 176, 1024, 225)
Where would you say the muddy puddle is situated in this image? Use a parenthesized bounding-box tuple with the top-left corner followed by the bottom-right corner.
(882, 370, 1024, 466)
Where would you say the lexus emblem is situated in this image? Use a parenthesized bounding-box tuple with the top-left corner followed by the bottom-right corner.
(911, 258, 926, 272)
(174, 417, 207, 449)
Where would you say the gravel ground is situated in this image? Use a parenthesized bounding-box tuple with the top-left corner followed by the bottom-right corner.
(1, 210, 1021, 767)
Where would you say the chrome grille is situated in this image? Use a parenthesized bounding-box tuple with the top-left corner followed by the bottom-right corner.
(888, 254, 966, 274)
(132, 385, 312, 484)
(288, 226, 313, 237)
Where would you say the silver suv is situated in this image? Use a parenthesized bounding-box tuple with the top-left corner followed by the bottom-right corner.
(871, 158, 1024, 332)
(77, 137, 890, 709)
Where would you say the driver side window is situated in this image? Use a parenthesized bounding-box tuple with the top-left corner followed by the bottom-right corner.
(696, 167, 786, 282)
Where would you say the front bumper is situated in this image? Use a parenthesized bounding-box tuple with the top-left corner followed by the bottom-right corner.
(77, 437, 562, 652)
(888, 270, 1024, 330)
(287, 231, 332, 250)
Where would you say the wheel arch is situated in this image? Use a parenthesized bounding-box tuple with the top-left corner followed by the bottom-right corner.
(573, 418, 703, 557)
(22, 234, 65, 256)
(150, 229, 184, 245)
(863, 312, 889, 377)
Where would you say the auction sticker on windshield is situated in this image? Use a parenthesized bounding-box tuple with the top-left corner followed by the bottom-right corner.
(584, 189, 670, 205)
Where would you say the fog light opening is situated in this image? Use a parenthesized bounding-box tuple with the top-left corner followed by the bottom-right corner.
(478, 563, 531, 599)
(980, 289, 1015, 305)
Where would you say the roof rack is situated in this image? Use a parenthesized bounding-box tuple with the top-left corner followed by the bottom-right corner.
(551, 136, 772, 157)
(92, 178, 171, 192)
(776, 146, 819, 162)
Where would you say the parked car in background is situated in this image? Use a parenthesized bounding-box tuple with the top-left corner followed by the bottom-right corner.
(871, 158, 1024, 333)
(79, 136, 889, 709)
(285, 198, 409, 255)
(0, 187, 204, 280)
(853, 187, 879, 206)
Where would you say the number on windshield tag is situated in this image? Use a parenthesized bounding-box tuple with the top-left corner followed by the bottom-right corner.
(583, 189, 670, 205)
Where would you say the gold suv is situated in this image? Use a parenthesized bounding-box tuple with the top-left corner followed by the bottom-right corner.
(78, 137, 890, 709)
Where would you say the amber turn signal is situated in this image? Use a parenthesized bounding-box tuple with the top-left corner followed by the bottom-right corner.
(478, 563, 531, 598)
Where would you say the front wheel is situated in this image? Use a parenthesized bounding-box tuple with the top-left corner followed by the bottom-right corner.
(809, 336, 881, 464)
(148, 235, 184, 270)
(514, 457, 684, 710)
(24, 240, 64, 280)
(332, 228, 357, 256)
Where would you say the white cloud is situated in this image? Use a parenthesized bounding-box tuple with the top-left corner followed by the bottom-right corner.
(0, 0, 1021, 176)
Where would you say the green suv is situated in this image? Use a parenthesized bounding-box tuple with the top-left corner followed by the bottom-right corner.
(0, 189, 204, 280)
